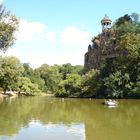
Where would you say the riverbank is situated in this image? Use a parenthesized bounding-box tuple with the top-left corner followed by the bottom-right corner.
(0, 92, 54, 98)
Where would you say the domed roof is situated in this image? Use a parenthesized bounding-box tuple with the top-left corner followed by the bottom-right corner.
(101, 14, 112, 24)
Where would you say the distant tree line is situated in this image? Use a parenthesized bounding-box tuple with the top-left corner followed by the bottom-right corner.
(0, 58, 84, 96)
(0, 4, 139, 98)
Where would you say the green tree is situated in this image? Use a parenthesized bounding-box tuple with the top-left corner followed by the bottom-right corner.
(0, 56, 24, 93)
(55, 73, 82, 97)
(72, 65, 84, 75)
(45, 65, 62, 93)
(131, 13, 139, 25)
(115, 14, 132, 27)
(103, 71, 132, 98)
(119, 33, 140, 58)
(60, 63, 75, 80)
(0, 4, 19, 52)
(31, 69, 45, 90)
(37, 64, 62, 93)
(131, 74, 140, 98)
(23, 63, 45, 90)
(81, 70, 99, 98)
(82, 13, 140, 98)
(17, 77, 41, 95)
(37, 64, 51, 92)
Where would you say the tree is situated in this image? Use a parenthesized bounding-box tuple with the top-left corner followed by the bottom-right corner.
(131, 13, 139, 26)
(82, 13, 140, 98)
(0, 4, 19, 52)
(131, 74, 140, 98)
(44, 65, 62, 93)
(80, 70, 99, 98)
(103, 71, 132, 98)
(23, 63, 45, 90)
(115, 14, 132, 27)
(37, 64, 62, 93)
(55, 73, 82, 97)
(60, 63, 75, 80)
(0, 56, 24, 93)
(17, 77, 41, 96)
(31, 69, 45, 90)
(37, 64, 50, 92)
(119, 33, 140, 58)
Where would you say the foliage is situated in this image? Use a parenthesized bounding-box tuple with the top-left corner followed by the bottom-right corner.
(37, 64, 50, 92)
(17, 77, 41, 95)
(115, 14, 132, 27)
(0, 56, 41, 95)
(44, 65, 62, 93)
(0, 10, 139, 98)
(0, 4, 19, 52)
(60, 63, 75, 80)
(80, 70, 99, 98)
(103, 71, 132, 98)
(119, 33, 140, 58)
(37, 64, 62, 93)
(80, 13, 140, 98)
(95, 13, 140, 98)
(0, 56, 24, 92)
(55, 73, 82, 97)
(23, 63, 45, 90)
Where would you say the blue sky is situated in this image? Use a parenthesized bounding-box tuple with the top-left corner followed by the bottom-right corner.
(1, 0, 140, 68)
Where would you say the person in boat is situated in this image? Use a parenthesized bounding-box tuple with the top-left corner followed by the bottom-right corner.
(104, 99, 118, 106)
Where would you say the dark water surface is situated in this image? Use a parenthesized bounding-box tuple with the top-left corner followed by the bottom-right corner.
(0, 96, 140, 140)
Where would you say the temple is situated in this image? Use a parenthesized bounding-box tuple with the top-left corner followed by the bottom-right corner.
(84, 15, 120, 70)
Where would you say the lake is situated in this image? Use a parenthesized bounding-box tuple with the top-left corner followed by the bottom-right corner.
(0, 96, 140, 140)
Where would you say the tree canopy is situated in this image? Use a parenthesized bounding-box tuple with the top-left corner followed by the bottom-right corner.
(0, 12, 140, 98)
(0, 4, 19, 52)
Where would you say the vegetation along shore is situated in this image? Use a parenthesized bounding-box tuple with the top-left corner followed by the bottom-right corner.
(0, 4, 140, 99)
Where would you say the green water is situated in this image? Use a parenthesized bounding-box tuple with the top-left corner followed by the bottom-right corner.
(0, 97, 139, 140)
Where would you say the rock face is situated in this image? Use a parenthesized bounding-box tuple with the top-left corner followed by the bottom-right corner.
(84, 15, 120, 70)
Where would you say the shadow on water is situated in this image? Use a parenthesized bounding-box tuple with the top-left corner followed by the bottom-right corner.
(0, 96, 140, 140)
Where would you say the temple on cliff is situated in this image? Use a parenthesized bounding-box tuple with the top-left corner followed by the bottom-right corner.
(84, 15, 120, 70)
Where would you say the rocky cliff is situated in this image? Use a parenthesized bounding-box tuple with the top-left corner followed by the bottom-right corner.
(84, 16, 122, 70)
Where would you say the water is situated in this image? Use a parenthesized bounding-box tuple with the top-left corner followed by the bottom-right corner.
(0, 96, 140, 140)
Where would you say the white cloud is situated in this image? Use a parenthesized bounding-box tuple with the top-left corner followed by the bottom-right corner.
(60, 26, 91, 47)
(5, 23, 91, 68)
(4, 49, 46, 68)
(67, 124, 85, 137)
(16, 20, 91, 46)
(0, 0, 3, 4)
(46, 32, 56, 43)
(3, 49, 20, 58)
(16, 19, 47, 41)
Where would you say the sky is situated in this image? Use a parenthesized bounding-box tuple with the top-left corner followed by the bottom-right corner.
(1, 0, 140, 68)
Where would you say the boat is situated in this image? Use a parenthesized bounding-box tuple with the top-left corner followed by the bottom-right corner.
(104, 99, 118, 106)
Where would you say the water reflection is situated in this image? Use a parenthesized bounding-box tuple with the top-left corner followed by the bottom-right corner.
(0, 97, 140, 140)
(1, 121, 85, 140)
